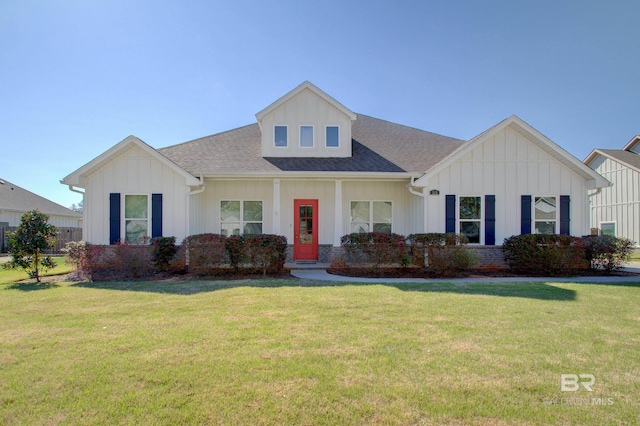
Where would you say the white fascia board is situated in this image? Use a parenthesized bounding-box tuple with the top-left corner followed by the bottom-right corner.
(61, 135, 201, 187)
(587, 149, 640, 174)
(196, 171, 418, 181)
(622, 135, 640, 152)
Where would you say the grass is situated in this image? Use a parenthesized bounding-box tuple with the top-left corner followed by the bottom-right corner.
(0, 256, 72, 285)
(0, 273, 639, 424)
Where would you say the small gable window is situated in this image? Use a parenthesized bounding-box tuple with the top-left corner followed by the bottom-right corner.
(300, 126, 313, 148)
(326, 126, 339, 147)
(274, 126, 287, 147)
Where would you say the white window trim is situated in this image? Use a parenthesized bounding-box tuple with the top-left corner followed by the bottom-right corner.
(533, 195, 558, 235)
(349, 200, 393, 233)
(458, 195, 483, 245)
(123, 193, 151, 245)
(299, 125, 314, 148)
(274, 125, 288, 148)
(219, 200, 264, 236)
(600, 221, 616, 236)
(325, 125, 340, 148)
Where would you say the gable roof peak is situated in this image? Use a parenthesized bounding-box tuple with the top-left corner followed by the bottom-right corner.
(255, 81, 357, 124)
(622, 135, 640, 152)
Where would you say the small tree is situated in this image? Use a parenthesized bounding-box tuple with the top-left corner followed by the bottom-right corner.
(4, 210, 58, 282)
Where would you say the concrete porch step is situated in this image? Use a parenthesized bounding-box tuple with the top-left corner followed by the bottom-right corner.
(284, 262, 331, 270)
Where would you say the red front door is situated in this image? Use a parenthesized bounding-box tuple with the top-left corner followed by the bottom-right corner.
(294, 199, 318, 261)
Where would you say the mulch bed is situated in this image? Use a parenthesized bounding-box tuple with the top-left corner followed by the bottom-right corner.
(326, 267, 640, 279)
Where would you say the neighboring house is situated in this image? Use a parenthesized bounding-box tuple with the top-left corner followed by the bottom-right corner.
(585, 135, 640, 245)
(61, 81, 609, 262)
(0, 177, 82, 252)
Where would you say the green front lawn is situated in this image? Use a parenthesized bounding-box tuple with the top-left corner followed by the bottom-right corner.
(0, 257, 71, 285)
(1, 276, 638, 424)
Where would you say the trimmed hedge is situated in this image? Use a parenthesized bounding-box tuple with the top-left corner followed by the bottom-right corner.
(239, 234, 288, 275)
(407, 233, 477, 275)
(183, 234, 227, 275)
(341, 232, 407, 268)
(583, 235, 634, 273)
(151, 236, 179, 271)
(185, 233, 288, 275)
(502, 234, 587, 275)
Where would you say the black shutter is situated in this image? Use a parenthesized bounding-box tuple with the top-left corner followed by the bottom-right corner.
(446, 195, 456, 233)
(485, 195, 496, 245)
(521, 195, 532, 235)
(559, 195, 570, 235)
(152, 194, 163, 238)
(109, 193, 121, 245)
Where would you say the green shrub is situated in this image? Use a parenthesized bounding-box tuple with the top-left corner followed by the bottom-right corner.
(340, 232, 407, 268)
(111, 242, 153, 279)
(150, 236, 179, 271)
(502, 234, 586, 275)
(183, 234, 227, 275)
(583, 235, 635, 273)
(62, 240, 87, 270)
(408, 233, 476, 275)
(225, 235, 245, 271)
(242, 234, 288, 275)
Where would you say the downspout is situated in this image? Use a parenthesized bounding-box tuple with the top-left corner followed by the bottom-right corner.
(587, 187, 602, 236)
(66, 185, 85, 233)
(66, 185, 85, 196)
(407, 176, 425, 198)
(408, 177, 427, 234)
(184, 175, 207, 237)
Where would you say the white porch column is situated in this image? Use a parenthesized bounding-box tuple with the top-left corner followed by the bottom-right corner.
(334, 180, 343, 246)
(272, 179, 281, 235)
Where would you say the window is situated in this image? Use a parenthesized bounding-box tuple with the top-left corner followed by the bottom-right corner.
(300, 126, 313, 148)
(124, 195, 149, 244)
(326, 126, 339, 147)
(534, 196, 556, 234)
(350, 201, 392, 233)
(601, 222, 616, 237)
(459, 196, 481, 244)
(274, 126, 287, 147)
(220, 201, 263, 236)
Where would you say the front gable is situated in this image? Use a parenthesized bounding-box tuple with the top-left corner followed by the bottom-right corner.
(415, 115, 610, 190)
(256, 81, 357, 158)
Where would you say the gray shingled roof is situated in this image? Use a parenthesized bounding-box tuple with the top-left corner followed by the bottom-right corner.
(597, 149, 640, 171)
(0, 178, 81, 218)
(158, 114, 466, 174)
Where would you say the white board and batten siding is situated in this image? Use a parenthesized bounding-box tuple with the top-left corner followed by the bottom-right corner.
(424, 126, 590, 244)
(189, 179, 275, 237)
(84, 145, 191, 244)
(259, 88, 353, 158)
(588, 155, 640, 246)
(188, 178, 417, 246)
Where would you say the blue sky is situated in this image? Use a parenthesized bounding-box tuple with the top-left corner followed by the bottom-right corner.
(1, 0, 638, 209)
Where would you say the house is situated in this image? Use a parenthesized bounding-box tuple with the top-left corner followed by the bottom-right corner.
(61, 81, 610, 263)
(0, 177, 82, 252)
(585, 135, 640, 244)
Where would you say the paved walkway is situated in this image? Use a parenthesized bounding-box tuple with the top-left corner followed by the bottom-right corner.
(289, 262, 640, 284)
